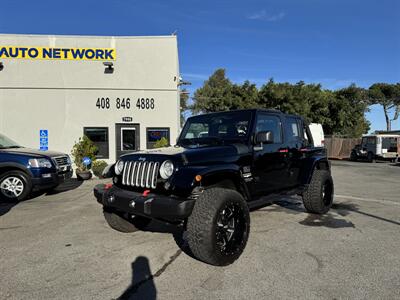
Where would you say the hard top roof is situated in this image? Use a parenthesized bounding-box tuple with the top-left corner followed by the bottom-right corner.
(188, 109, 302, 119)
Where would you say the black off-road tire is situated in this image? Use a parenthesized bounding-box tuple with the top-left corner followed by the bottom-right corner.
(367, 152, 375, 163)
(103, 209, 151, 233)
(350, 151, 357, 162)
(0, 170, 32, 201)
(186, 188, 250, 266)
(302, 170, 334, 214)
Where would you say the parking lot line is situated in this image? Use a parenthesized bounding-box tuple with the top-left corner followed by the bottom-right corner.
(335, 194, 400, 206)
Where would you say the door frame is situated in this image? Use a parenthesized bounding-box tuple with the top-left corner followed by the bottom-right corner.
(115, 123, 140, 160)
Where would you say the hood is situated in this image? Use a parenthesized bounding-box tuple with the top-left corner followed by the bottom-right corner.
(121, 144, 251, 165)
(1, 147, 67, 158)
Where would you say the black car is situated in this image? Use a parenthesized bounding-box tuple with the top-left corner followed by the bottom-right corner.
(94, 109, 334, 266)
(0, 133, 73, 201)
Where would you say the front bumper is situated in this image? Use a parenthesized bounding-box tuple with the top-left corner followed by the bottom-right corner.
(94, 184, 195, 220)
(32, 170, 73, 190)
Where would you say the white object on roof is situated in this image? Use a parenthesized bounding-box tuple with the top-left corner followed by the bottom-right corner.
(309, 123, 325, 147)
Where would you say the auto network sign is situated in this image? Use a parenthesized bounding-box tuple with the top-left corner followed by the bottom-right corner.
(0, 46, 116, 61)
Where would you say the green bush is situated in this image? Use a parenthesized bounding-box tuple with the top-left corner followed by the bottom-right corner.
(71, 135, 98, 172)
(92, 160, 108, 178)
(153, 137, 169, 148)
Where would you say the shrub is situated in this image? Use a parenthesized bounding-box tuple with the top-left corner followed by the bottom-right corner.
(71, 135, 98, 171)
(153, 137, 169, 148)
(92, 160, 108, 178)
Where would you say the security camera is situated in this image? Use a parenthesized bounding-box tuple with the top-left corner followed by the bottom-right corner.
(103, 61, 114, 74)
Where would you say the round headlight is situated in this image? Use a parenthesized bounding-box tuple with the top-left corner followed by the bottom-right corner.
(159, 160, 174, 179)
(114, 160, 125, 175)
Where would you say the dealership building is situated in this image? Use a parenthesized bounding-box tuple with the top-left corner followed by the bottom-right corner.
(0, 34, 181, 163)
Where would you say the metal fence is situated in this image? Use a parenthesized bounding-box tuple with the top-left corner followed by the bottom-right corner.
(325, 137, 361, 159)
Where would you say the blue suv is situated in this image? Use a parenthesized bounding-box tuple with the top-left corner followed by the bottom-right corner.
(0, 133, 73, 201)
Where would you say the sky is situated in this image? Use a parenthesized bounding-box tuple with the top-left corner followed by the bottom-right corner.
(1, 0, 399, 132)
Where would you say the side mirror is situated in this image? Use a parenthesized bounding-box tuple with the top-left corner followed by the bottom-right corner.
(256, 131, 274, 144)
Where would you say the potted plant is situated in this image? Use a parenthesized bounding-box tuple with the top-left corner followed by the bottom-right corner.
(71, 135, 98, 180)
(92, 160, 108, 178)
(153, 137, 169, 148)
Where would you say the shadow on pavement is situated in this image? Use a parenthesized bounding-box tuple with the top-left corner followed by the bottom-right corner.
(118, 250, 182, 299)
(32, 178, 83, 198)
(0, 179, 83, 217)
(141, 220, 195, 260)
(45, 179, 83, 195)
(333, 202, 400, 226)
(119, 256, 157, 300)
(261, 196, 357, 229)
(299, 213, 355, 228)
(0, 201, 18, 217)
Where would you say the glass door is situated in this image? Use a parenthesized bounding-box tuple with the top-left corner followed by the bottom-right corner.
(115, 124, 140, 159)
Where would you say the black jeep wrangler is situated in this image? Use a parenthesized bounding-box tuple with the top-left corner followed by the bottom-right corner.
(94, 109, 333, 266)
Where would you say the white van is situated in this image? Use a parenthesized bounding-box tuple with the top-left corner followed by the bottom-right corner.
(350, 134, 399, 162)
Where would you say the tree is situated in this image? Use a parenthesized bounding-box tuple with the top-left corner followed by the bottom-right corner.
(368, 83, 400, 131)
(191, 69, 233, 113)
(180, 89, 189, 127)
(328, 85, 370, 137)
(191, 68, 374, 137)
(191, 69, 261, 114)
(230, 80, 260, 109)
(258, 79, 330, 124)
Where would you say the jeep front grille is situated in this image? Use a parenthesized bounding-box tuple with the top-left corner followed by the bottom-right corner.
(121, 161, 160, 189)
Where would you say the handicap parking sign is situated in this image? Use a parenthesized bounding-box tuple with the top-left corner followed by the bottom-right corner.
(40, 130, 48, 137)
(40, 129, 48, 151)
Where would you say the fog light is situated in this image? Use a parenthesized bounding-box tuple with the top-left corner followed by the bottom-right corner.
(129, 200, 136, 208)
(164, 181, 171, 190)
(108, 195, 115, 203)
(42, 173, 52, 178)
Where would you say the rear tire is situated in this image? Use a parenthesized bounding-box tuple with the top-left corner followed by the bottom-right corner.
(186, 188, 250, 266)
(103, 209, 151, 233)
(350, 151, 357, 161)
(302, 170, 334, 214)
(0, 170, 32, 201)
(367, 152, 375, 163)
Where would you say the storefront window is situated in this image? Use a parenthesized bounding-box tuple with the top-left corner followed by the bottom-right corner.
(146, 128, 170, 149)
(84, 127, 109, 158)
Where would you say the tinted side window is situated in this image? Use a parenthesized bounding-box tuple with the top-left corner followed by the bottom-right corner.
(286, 117, 301, 143)
(255, 114, 282, 144)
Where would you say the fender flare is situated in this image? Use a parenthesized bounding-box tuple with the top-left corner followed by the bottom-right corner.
(169, 164, 251, 200)
(299, 156, 331, 186)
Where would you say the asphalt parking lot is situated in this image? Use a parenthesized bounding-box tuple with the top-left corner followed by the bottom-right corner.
(1, 161, 399, 300)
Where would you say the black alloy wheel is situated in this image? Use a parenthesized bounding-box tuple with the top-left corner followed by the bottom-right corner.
(215, 202, 248, 256)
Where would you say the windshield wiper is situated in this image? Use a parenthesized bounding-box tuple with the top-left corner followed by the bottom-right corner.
(6, 146, 22, 149)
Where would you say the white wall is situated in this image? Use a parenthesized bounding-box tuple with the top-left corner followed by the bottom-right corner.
(0, 34, 180, 163)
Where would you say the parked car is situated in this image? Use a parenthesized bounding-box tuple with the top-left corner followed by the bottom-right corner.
(94, 109, 333, 266)
(350, 134, 399, 162)
(0, 133, 73, 201)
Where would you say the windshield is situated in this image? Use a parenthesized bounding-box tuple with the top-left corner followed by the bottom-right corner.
(178, 111, 252, 147)
(0, 133, 22, 149)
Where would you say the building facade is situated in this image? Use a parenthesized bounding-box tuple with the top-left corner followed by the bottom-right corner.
(0, 34, 180, 163)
